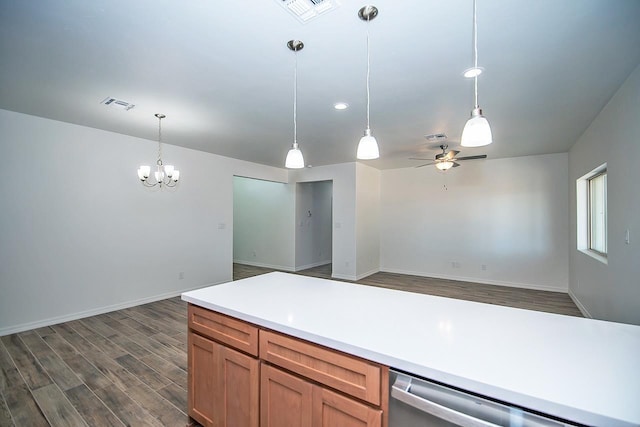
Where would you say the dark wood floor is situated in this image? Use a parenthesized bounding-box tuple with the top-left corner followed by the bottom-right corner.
(0, 264, 581, 426)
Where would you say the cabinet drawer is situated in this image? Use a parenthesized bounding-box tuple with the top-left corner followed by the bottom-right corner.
(260, 330, 382, 405)
(188, 304, 258, 357)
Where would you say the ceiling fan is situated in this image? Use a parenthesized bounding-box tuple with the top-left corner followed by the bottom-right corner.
(410, 144, 487, 171)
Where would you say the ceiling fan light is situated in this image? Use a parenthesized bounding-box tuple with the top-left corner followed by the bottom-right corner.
(436, 161, 454, 171)
(461, 108, 492, 147)
(357, 129, 379, 160)
(285, 142, 305, 169)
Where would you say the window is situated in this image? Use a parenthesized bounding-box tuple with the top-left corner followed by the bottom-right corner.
(577, 164, 607, 263)
(588, 171, 607, 255)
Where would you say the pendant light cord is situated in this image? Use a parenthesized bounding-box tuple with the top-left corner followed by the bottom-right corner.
(294, 49, 298, 145)
(366, 15, 371, 130)
(157, 116, 163, 166)
(473, 0, 479, 109)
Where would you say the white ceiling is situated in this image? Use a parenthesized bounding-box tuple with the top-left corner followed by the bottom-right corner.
(1, 0, 639, 169)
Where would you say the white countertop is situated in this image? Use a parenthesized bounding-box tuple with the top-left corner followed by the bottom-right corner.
(182, 272, 640, 427)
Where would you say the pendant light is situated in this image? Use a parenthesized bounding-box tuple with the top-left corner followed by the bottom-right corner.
(285, 40, 305, 169)
(137, 114, 180, 188)
(461, 0, 493, 147)
(356, 5, 380, 160)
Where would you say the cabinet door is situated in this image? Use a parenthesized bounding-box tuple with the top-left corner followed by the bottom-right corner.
(188, 331, 259, 427)
(188, 332, 217, 427)
(312, 386, 382, 427)
(261, 364, 313, 427)
(218, 345, 259, 427)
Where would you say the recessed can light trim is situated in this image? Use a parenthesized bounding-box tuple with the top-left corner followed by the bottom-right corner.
(334, 102, 349, 110)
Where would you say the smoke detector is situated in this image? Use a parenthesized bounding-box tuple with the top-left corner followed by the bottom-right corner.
(101, 97, 135, 111)
(275, 0, 342, 23)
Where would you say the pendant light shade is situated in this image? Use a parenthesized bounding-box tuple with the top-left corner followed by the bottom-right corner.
(285, 40, 305, 169)
(285, 142, 305, 169)
(461, 0, 492, 148)
(461, 107, 492, 147)
(357, 129, 379, 160)
(357, 5, 379, 160)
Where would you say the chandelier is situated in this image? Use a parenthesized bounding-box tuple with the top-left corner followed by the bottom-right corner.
(137, 113, 180, 188)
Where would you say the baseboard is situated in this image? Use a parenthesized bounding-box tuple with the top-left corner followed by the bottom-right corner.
(295, 260, 332, 272)
(356, 269, 379, 281)
(379, 267, 568, 293)
(331, 273, 357, 281)
(0, 282, 224, 337)
(233, 260, 295, 272)
(568, 289, 592, 318)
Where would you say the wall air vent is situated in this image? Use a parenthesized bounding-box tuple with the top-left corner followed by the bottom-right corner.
(101, 97, 135, 111)
(275, 0, 341, 24)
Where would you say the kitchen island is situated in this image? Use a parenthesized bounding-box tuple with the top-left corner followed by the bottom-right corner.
(182, 272, 640, 427)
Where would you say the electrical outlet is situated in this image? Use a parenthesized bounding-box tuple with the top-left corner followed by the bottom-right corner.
(252, 251, 256, 258)
(178, 272, 184, 280)
(481, 264, 487, 271)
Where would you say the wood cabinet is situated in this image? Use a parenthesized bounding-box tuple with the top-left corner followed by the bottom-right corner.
(261, 364, 382, 427)
(188, 306, 259, 427)
(188, 304, 388, 427)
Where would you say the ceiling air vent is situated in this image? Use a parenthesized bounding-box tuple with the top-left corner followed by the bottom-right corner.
(425, 133, 447, 142)
(275, 0, 341, 24)
(101, 97, 135, 111)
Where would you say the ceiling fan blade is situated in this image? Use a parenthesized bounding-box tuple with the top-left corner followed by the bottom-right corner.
(452, 162, 461, 168)
(455, 155, 487, 161)
(409, 157, 433, 161)
(444, 150, 459, 160)
(415, 162, 436, 168)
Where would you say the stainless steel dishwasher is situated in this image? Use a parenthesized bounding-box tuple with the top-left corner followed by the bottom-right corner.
(389, 370, 578, 427)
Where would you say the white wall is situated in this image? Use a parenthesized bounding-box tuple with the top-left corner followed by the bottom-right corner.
(233, 176, 294, 271)
(0, 109, 286, 335)
(295, 181, 332, 270)
(568, 64, 640, 325)
(380, 153, 569, 291)
(291, 164, 357, 280)
(355, 163, 381, 279)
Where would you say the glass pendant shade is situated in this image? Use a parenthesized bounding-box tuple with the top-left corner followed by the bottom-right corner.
(357, 129, 379, 160)
(436, 161, 454, 171)
(461, 108, 492, 147)
(285, 142, 305, 169)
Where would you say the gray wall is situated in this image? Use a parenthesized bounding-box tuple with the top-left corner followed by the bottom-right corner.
(568, 64, 640, 325)
(0, 109, 286, 335)
(295, 181, 332, 270)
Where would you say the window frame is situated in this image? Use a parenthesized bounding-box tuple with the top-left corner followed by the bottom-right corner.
(587, 170, 607, 257)
(576, 163, 608, 264)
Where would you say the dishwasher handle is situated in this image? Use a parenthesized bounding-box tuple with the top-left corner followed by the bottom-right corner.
(391, 374, 501, 427)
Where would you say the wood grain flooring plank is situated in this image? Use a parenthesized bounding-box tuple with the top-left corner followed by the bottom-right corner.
(152, 331, 188, 354)
(114, 354, 170, 390)
(139, 353, 187, 389)
(82, 316, 152, 359)
(99, 316, 186, 370)
(18, 331, 82, 391)
(81, 349, 144, 391)
(0, 334, 52, 390)
(93, 385, 164, 427)
(31, 383, 87, 427)
(0, 340, 49, 426)
(43, 334, 113, 391)
(34, 326, 56, 338)
(125, 383, 188, 426)
(64, 384, 124, 427)
(59, 321, 127, 359)
(108, 314, 160, 336)
(156, 381, 187, 413)
(0, 393, 14, 427)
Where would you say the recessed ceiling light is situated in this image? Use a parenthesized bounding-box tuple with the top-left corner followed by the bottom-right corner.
(463, 67, 483, 78)
(334, 102, 349, 110)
